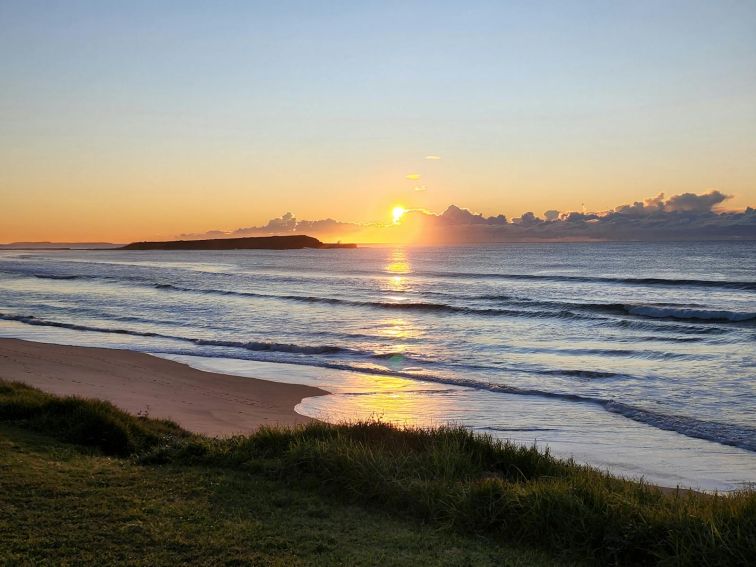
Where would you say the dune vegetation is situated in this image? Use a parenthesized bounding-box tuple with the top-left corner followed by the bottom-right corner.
(1, 379, 753, 566)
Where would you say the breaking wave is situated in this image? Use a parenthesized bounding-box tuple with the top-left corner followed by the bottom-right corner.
(417, 270, 756, 291)
(150, 283, 754, 327)
(622, 305, 756, 322)
(0, 313, 365, 357)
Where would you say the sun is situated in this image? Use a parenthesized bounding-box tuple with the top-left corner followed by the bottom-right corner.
(392, 206, 406, 224)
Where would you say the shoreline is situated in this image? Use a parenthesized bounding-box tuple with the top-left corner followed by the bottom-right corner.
(0, 338, 328, 436)
(0, 337, 739, 494)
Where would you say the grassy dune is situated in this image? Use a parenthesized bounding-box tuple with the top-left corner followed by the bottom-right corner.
(1, 379, 754, 565)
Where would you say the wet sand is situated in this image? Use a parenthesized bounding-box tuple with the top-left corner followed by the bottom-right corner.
(0, 338, 327, 436)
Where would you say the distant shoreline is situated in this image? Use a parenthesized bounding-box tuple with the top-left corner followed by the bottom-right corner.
(119, 234, 356, 251)
(2, 239, 755, 251)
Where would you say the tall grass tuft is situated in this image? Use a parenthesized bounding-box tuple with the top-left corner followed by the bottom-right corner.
(0, 380, 185, 455)
(2, 379, 753, 565)
(145, 421, 755, 565)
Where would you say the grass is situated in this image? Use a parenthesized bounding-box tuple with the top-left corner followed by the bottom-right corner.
(0, 426, 556, 566)
(1, 379, 754, 566)
(0, 379, 185, 456)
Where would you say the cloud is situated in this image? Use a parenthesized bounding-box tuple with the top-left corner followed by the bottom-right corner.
(424, 155, 441, 160)
(260, 212, 297, 232)
(405, 173, 421, 180)
(179, 191, 753, 244)
(512, 212, 541, 226)
(665, 190, 729, 212)
(393, 191, 751, 243)
(613, 191, 730, 216)
(439, 205, 508, 225)
(179, 213, 364, 242)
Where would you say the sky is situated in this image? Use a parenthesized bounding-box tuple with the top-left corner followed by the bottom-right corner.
(1, 0, 755, 242)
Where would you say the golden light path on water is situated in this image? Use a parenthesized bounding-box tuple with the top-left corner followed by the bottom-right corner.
(356, 246, 452, 422)
(380, 248, 419, 354)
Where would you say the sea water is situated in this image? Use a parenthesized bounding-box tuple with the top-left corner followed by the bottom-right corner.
(0, 242, 754, 490)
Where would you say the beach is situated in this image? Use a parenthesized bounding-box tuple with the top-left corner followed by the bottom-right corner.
(1, 244, 754, 492)
(3, 4, 754, 562)
(0, 338, 326, 436)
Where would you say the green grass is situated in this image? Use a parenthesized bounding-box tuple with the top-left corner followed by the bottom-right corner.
(1, 379, 754, 566)
(0, 379, 185, 456)
(0, 425, 558, 566)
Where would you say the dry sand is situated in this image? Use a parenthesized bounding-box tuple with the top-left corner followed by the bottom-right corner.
(0, 338, 327, 436)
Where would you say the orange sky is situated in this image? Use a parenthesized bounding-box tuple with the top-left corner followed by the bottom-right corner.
(1, 2, 755, 243)
(2, 160, 753, 243)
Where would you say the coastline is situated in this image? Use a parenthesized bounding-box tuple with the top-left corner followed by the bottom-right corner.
(0, 337, 748, 493)
(0, 338, 327, 436)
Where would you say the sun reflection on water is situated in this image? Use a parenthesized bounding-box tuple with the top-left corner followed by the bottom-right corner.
(301, 387, 462, 429)
(385, 247, 411, 292)
(377, 317, 418, 341)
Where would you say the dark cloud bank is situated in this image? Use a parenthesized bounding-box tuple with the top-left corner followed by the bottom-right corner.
(182, 191, 755, 243)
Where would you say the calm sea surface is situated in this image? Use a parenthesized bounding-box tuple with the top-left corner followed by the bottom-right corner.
(1, 242, 754, 490)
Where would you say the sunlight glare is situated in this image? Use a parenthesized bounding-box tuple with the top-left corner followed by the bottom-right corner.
(392, 206, 406, 224)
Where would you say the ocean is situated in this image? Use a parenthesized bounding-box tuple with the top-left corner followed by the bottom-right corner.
(1, 241, 754, 491)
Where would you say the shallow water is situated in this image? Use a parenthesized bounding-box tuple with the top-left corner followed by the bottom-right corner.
(1, 242, 754, 490)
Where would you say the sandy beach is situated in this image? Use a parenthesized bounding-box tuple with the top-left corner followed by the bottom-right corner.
(0, 338, 327, 436)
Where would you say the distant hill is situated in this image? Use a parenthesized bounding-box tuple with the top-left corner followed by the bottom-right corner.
(0, 242, 120, 250)
(119, 235, 356, 251)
